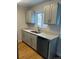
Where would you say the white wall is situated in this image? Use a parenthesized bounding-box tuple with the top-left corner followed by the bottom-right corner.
(17, 6, 28, 43)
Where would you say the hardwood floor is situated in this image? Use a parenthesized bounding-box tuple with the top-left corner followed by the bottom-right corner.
(18, 42, 44, 59)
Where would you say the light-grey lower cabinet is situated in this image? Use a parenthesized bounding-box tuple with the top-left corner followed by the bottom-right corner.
(29, 33, 37, 50)
(22, 30, 31, 46)
(37, 36, 58, 59)
(22, 30, 37, 50)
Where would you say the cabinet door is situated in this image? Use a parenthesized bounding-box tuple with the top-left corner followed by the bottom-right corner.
(50, 3, 58, 24)
(44, 3, 58, 24)
(29, 34, 37, 50)
(26, 10, 31, 23)
(22, 31, 30, 45)
(48, 38, 58, 59)
(56, 37, 61, 57)
(37, 36, 49, 58)
(44, 4, 50, 24)
(26, 10, 35, 24)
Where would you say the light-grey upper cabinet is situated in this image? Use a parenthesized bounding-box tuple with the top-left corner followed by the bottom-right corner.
(44, 2, 58, 24)
(44, 4, 50, 24)
(26, 10, 35, 24)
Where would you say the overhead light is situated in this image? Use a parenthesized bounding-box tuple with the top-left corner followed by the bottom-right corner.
(17, 0, 21, 3)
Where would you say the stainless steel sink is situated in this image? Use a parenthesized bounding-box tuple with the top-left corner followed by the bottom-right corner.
(31, 31, 40, 34)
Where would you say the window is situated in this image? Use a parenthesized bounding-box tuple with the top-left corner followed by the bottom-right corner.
(34, 12, 44, 28)
(32, 11, 48, 28)
(37, 13, 43, 27)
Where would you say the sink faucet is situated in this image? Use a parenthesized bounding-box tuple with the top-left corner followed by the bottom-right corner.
(34, 25, 41, 33)
(37, 27, 41, 33)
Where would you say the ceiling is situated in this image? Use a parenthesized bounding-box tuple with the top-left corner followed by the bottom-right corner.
(17, 0, 50, 7)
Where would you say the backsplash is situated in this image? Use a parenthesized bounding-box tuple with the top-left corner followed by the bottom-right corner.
(26, 23, 35, 30)
(48, 24, 60, 34)
(26, 23, 60, 34)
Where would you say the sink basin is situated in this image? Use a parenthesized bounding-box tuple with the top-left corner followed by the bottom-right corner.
(31, 30, 40, 34)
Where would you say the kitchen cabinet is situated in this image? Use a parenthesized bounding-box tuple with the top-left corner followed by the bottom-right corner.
(37, 36, 49, 58)
(22, 30, 37, 50)
(22, 30, 31, 46)
(56, 37, 61, 57)
(44, 4, 51, 24)
(44, 2, 58, 24)
(22, 30, 59, 59)
(37, 36, 58, 59)
(25, 10, 35, 24)
(29, 33, 37, 50)
(50, 3, 58, 24)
